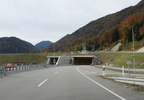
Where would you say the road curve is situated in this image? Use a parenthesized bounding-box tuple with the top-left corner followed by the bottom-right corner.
(0, 65, 144, 100)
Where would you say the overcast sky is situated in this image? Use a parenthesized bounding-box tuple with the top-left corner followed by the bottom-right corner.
(0, 0, 141, 45)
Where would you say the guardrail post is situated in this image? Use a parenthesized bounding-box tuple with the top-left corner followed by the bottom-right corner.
(103, 65, 105, 76)
(0, 67, 5, 77)
(122, 65, 124, 77)
(4, 68, 6, 76)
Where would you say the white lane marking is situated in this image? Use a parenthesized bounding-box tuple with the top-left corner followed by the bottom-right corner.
(38, 79, 48, 87)
(77, 67, 126, 100)
(55, 72, 58, 74)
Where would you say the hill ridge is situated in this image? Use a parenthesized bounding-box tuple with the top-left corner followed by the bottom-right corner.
(45, 0, 144, 52)
(0, 36, 38, 53)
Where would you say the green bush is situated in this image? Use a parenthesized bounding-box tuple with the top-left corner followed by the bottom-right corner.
(118, 45, 123, 51)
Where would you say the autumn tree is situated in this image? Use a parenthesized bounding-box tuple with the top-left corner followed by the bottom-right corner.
(109, 25, 120, 43)
(93, 36, 100, 48)
(140, 26, 144, 36)
(102, 30, 109, 46)
(119, 9, 144, 43)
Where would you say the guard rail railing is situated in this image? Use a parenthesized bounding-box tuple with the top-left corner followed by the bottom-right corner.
(0, 64, 47, 77)
(96, 65, 144, 74)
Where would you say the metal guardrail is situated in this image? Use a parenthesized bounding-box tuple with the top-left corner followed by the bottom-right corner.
(96, 65, 144, 73)
(0, 64, 47, 77)
(109, 77, 144, 82)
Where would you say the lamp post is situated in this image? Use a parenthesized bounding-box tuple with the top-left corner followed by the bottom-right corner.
(126, 25, 135, 69)
(53, 43, 55, 64)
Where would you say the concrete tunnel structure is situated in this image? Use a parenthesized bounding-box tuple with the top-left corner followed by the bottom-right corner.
(46, 55, 97, 66)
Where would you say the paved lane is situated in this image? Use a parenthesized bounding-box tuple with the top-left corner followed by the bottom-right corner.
(78, 66, 144, 100)
(0, 65, 144, 100)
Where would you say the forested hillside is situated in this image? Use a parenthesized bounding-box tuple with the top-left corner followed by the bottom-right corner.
(35, 41, 53, 50)
(45, 0, 144, 52)
(0, 37, 38, 53)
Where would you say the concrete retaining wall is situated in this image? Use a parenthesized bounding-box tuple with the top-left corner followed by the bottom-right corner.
(56, 56, 72, 66)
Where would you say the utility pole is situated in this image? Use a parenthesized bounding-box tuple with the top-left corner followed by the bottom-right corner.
(126, 25, 135, 69)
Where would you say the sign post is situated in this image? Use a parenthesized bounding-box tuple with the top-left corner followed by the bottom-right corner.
(126, 61, 131, 78)
(103, 65, 105, 76)
(53, 59, 56, 64)
(122, 65, 124, 77)
(111, 59, 113, 64)
(98, 59, 100, 64)
(106, 62, 108, 67)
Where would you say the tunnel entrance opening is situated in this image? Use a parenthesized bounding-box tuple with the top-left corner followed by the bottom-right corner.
(73, 57, 92, 65)
(49, 58, 58, 65)
(47, 55, 97, 66)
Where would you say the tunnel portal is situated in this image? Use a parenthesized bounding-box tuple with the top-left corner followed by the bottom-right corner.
(73, 57, 92, 65)
(47, 55, 97, 66)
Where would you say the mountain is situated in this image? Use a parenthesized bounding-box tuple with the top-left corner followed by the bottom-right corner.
(45, 0, 144, 52)
(24, 41, 37, 49)
(0, 37, 38, 53)
(59, 34, 70, 40)
(35, 41, 53, 50)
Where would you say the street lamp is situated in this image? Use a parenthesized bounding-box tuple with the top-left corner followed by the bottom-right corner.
(126, 25, 135, 69)
(53, 43, 55, 64)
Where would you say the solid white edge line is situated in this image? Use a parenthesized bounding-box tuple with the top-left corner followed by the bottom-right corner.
(77, 66, 126, 100)
(38, 79, 48, 87)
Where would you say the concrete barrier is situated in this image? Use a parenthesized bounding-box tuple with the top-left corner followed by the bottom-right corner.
(5, 66, 15, 72)
(56, 55, 72, 66)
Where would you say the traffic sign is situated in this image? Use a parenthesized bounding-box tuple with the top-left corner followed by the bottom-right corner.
(53, 59, 56, 64)
(98, 59, 100, 64)
(111, 59, 113, 62)
(126, 61, 131, 78)
(126, 61, 131, 64)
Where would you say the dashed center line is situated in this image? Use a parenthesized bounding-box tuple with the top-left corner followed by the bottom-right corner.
(38, 79, 48, 87)
(55, 72, 58, 74)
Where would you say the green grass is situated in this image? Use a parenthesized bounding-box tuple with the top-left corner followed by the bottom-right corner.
(0, 54, 48, 65)
(101, 75, 144, 93)
(0, 52, 144, 69)
(97, 52, 144, 69)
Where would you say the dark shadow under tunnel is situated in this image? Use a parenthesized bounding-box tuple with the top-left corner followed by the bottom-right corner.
(49, 58, 59, 65)
(73, 57, 92, 65)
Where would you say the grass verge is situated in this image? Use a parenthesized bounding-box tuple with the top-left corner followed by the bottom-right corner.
(0, 54, 48, 65)
(100, 75, 144, 94)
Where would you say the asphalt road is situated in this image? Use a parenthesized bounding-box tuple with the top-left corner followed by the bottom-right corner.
(0, 65, 144, 100)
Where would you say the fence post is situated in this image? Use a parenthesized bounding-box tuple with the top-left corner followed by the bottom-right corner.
(122, 65, 124, 77)
(103, 65, 105, 76)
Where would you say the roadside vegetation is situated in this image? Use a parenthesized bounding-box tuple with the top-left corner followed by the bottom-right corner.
(97, 52, 144, 69)
(0, 54, 47, 65)
(101, 75, 144, 94)
(0, 52, 144, 69)
(45, 1, 144, 53)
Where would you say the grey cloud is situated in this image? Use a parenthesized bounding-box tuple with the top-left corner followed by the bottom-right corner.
(0, 0, 141, 45)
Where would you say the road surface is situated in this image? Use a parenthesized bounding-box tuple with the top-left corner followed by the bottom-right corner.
(0, 65, 144, 100)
